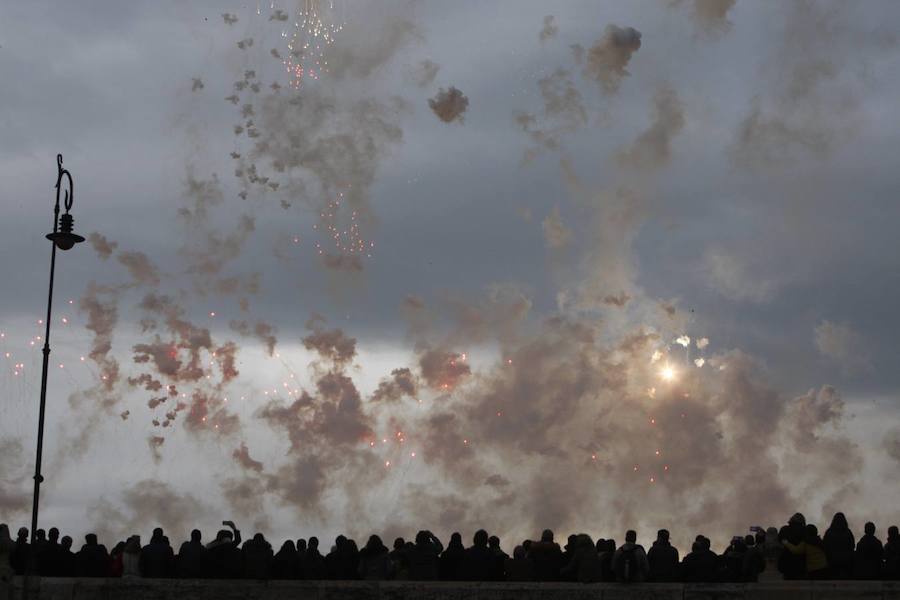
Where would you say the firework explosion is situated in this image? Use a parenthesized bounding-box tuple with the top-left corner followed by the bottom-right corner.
(282, 0, 344, 90)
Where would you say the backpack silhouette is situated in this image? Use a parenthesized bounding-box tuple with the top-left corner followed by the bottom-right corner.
(617, 547, 637, 582)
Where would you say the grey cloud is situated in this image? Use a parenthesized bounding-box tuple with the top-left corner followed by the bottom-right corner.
(428, 87, 469, 124)
(580, 25, 642, 94)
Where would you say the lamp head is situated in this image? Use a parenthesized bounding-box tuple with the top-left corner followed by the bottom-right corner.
(46, 212, 84, 251)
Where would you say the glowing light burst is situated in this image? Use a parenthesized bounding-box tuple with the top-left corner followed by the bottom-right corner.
(283, 0, 344, 90)
(660, 364, 678, 382)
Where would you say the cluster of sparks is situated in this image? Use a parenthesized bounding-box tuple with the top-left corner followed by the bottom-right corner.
(282, 0, 343, 90)
(313, 191, 375, 258)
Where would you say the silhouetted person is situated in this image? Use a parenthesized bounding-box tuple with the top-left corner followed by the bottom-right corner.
(742, 534, 765, 582)
(505, 545, 534, 581)
(11, 527, 28, 576)
(242, 533, 273, 580)
(824, 512, 855, 579)
(122, 536, 141, 578)
(358, 535, 392, 580)
(783, 524, 828, 579)
(560, 534, 602, 583)
(177, 529, 206, 578)
(39, 527, 61, 576)
(76, 533, 109, 577)
(488, 535, 508, 581)
(140, 528, 174, 578)
(680, 537, 719, 583)
(109, 541, 126, 577)
(598, 539, 617, 582)
(853, 522, 883, 580)
(560, 534, 579, 581)
(778, 513, 806, 579)
(388, 537, 408, 579)
(647, 529, 679, 582)
(58, 536, 76, 576)
(612, 530, 649, 583)
(528, 529, 563, 582)
(883, 526, 900, 580)
(461, 529, 493, 581)
(439, 532, 465, 580)
(722, 537, 748, 582)
(302, 536, 327, 580)
(32, 529, 47, 573)
(0, 524, 14, 583)
(406, 530, 443, 580)
(273, 540, 298, 580)
(325, 535, 358, 580)
(205, 521, 242, 579)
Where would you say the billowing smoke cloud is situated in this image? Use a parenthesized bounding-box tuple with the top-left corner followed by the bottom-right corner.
(88, 479, 212, 543)
(0, 437, 29, 516)
(428, 87, 469, 124)
(579, 25, 642, 94)
(229, 319, 278, 356)
(814, 320, 871, 372)
(88, 232, 117, 259)
(370, 368, 419, 403)
(617, 84, 685, 170)
(539, 15, 558, 42)
(731, 2, 896, 168)
(116, 251, 162, 287)
(514, 68, 586, 160)
(412, 59, 440, 88)
(671, 0, 737, 35)
(542, 205, 572, 249)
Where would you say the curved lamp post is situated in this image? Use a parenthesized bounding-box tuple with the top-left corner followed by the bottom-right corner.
(30, 154, 84, 549)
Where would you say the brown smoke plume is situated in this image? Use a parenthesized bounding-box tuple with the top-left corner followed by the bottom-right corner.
(88, 233, 117, 259)
(428, 87, 469, 124)
(580, 25, 642, 94)
(617, 84, 685, 170)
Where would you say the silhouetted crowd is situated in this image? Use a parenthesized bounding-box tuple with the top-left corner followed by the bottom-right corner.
(2, 512, 900, 583)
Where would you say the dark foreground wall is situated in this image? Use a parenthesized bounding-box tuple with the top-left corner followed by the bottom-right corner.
(7, 578, 900, 600)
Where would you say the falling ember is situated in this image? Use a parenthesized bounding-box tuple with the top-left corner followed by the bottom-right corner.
(209, 311, 216, 317)
(281, 0, 344, 90)
(410, 452, 416, 458)
(385, 460, 391, 468)
(649, 477, 656, 483)
(633, 465, 639, 471)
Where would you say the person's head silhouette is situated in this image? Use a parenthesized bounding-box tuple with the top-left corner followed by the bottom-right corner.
(865, 522, 876, 536)
(625, 530, 637, 544)
(541, 529, 553, 543)
(473, 529, 488, 547)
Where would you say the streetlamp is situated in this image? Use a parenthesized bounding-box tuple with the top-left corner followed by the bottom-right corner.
(30, 154, 84, 550)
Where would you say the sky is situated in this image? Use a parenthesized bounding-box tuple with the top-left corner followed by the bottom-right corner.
(2, 0, 900, 552)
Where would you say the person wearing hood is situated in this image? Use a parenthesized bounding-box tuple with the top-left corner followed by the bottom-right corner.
(823, 512, 855, 579)
(357, 535, 392, 580)
(242, 533, 273, 580)
(273, 540, 298, 580)
(505, 545, 534, 582)
(778, 513, 807, 579)
(0, 524, 14, 583)
(679, 537, 719, 583)
(528, 529, 563, 582)
(853, 522, 883, 580)
(647, 529, 679, 582)
(611, 530, 649, 583)
(883, 526, 900, 580)
(560, 534, 603, 583)
(783, 524, 829, 579)
(439, 532, 465, 580)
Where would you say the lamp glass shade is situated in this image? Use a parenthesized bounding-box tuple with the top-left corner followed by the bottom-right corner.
(46, 231, 85, 251)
